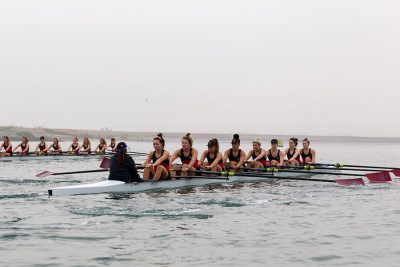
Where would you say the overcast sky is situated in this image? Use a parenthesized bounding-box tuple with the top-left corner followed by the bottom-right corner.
(1, 0, 399, 137)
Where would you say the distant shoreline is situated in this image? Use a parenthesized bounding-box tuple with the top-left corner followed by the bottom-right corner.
(1, 126, 400, 144)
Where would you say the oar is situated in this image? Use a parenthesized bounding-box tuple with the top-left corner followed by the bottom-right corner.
(238, 167, 393, 183)
(316, 163, 400, 170)
(192, 170, 365, 186)
(37, 169, 108, 177)
(248, 165, 390, 173)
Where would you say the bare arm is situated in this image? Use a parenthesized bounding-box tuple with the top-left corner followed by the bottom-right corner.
(237, 151, 246, 168)
(253, 149, 267, 162)
(223, 150, 230, 164)
(311, 149, 316, 164)
(209, 152, 223, 169)
(169, 150, 180, 166)
(199, 151, 207, 166)
(13, 143, 21, 152)
(144, 152, 153, 167)
(22, 144, 30, 153)
(278, 151, 285, 166)
(245, 149, 254, 162)
(292, 148, 301, 161)
(187, 148, 198, 169)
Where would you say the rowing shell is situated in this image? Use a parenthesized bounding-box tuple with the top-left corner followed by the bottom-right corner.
(48, 167, 339, 196)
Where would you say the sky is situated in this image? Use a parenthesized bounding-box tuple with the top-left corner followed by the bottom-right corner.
(1, 0, 400, 137)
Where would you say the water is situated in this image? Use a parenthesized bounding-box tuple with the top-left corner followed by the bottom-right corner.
(1, 140, 400, 266)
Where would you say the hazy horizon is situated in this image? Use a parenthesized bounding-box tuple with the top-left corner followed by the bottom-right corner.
(1, 1, 399, 137)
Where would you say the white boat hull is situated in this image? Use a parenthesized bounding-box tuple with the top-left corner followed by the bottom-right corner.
(48, 167, 339, 196)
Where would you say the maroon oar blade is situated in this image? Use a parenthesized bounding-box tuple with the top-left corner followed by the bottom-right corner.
(100, 157, 110, 169)
(391, 169, 400, 177)
(36, 171, 54, 177)
(336, 178, 365, 186)
(365, 171, 392, 183)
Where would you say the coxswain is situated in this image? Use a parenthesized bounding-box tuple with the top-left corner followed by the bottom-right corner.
(143, 133, 170, 181)
(223, 134, 246, 170)
(198, 138, 224, 172)
(265, 139, 285, 167)
(48, 138, 62, 154)
(245, 138, 268, 169)
(285, 138, 301, 166)
(108, 142, 142, 183)
(68, 137, 80, 154)
(95, 138, 107, 154)
(0, 136, 13, 157)
(170, 134, 199, 178)
(35, 136, 48, 155)
(107, 138, 116, 152)
(300, 138, 316, 165)
(80, 137, 91, 154)
(13, 136, 30, 156)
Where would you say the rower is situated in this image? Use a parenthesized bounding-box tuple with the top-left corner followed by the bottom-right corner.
(107, 138, 116, 152)
(285, 137, 301, 166)
(95, 138, 107, 154)
(300, 138, 316, 165)
(223, 134, 246, 170)
(199, 139, 224, 172)
(35, 136, 48, 155)
(143, 133, 170, 181)
(109, 142, 142, 183)
(170, 133, 199, 178)
(13, 136, 30, 156)
(80, 137, 91, 154)
(68, 137, 80, 154)
(48, 138, 62, 154)
(246, 138, 268, 169)
(0, 136, 13, 157)
(266, 139, 285, 167)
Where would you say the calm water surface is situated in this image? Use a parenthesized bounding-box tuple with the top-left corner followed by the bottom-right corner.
(1, 140, 400, 266)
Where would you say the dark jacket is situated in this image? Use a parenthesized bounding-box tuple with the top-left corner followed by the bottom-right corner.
(108, 153, 142, 183)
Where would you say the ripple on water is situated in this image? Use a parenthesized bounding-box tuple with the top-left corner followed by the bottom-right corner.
(0, 193, 39, 200)
(197, 198, 246, 207)
(0, 233, 30, 240)
(309, 254, 342, 262)
(68, 206, 213, 220)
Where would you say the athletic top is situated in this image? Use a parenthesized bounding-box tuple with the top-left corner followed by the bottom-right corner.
(50, 144, 60, 151)
(268, 149, 281, 162)
(38, 142, 47, 151)
(207, 152, 223, 164)
(179, 148, 199, 168)
(21, 143, 29, 152)
(152, 150, 170, 165)
(98, 144, 105, 151)
(82, 144, 91, 154)
(71, 143, 79, 150)
(287, 148, 301, 161)
(252, 150, 267, 161)
(180, 148, 193, 162)
(301, 148, 313, 161)
(228, 149, 242, 162)
(110, 143, 116, 151)
(3, 143, 12, 154)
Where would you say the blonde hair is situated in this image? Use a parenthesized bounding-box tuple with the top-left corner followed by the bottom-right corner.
(252, 138, 261, 145)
